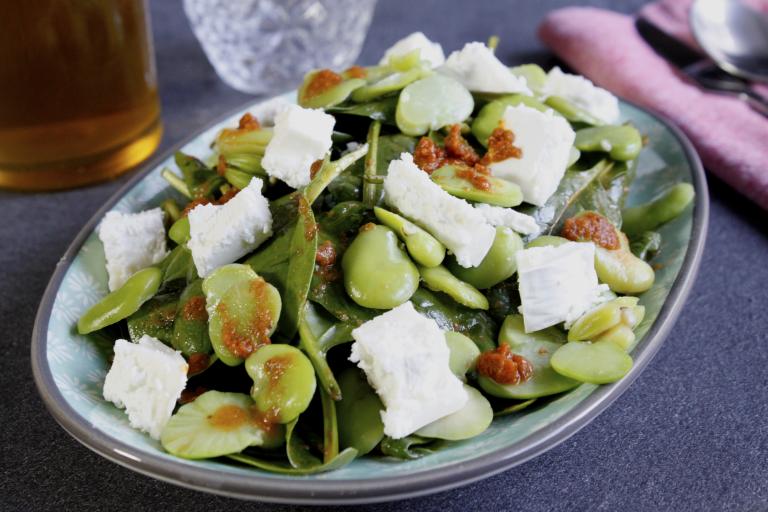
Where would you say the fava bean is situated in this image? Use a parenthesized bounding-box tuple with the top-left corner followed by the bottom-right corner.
(574, 125, 643, 161)
(418, 264, 489, 310)
(298, 70, 366, 109)
(245, 344, 317, 424)
(471, 94, 550, 147)
(525, 235, 568, 249)
(445, 331, 481, 379)
(351, 68, 430, 103)
(544, 95, 605, 126)
(621, 183, 695, 237)
(595, 233, 655, 294)
(396, 75, 474, 136)
(431, 165, 523, 207)
(415, 385, 493, 441)
(478, 315, 579, 399)
(77, 267, 162, 334)
(550, 341, 632, 384)
(342, 224, 419, 309)
(509, 64, 547, 94)
(169, 216, 190, 245)
(448, 226, 523, 289)
(373, 207, 445, 267)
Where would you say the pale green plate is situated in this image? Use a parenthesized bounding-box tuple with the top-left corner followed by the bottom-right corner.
(31, 95, 708, 504)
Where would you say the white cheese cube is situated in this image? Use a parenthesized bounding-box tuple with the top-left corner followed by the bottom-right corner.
(474, 204, 540, 236)
(383, 153, 495, 267)
(379, 31, 445, 68)
(543, 67, 620, 125)
(103, 335, 188, 440)
(261, 104, 335, 189)
(99, 208, 168, 291)
(187, 177, 272, 278)
(438, 42, 531, 95)
(489, 104, 575, 207)
(349, 302, 468, 439)
(516, 242, 609, 333)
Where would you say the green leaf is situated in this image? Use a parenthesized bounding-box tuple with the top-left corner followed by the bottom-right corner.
(298, 302, 346, 400)
(379, 435, 443, 460)
(227, 448, 357, 475)
(409, 287, 497, 352)
(126, 294, 178, 345)
(327, 96, 399, 124)
(174, 152, 223, 199)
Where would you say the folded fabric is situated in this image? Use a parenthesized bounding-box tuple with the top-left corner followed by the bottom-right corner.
(539, 4, 768, 210)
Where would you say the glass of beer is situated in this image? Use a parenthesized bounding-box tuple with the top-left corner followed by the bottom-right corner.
(0, 0, 162, 190)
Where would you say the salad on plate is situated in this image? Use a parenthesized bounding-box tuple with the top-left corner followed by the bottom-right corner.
(75, 32, 694, 474)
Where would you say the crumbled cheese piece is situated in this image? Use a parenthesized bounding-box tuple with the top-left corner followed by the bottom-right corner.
(261, 104, 334, 189)
(517, 242, 610, 333)
(543, 67, 620, 124)
(489, 104, 575, 207)
(438, 42, 531, 94)
(349, 302, 468, 439)
(187, 177, 272, 277)
(474, 204, 541, 236)
(99, 208, 168, 291)
(379, 31, 445, 68)
(383, 153, 495, 267)
(247, 96, 292, 126)
(103, 335, 188, 440)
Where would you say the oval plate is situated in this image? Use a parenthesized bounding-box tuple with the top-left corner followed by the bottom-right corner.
(31, 95, 708, 505)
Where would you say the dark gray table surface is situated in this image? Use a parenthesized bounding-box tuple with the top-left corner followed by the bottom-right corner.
(3, 1, 767, 510)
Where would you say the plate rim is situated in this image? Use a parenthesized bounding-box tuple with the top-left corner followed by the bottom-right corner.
(30, 97, 709, 505)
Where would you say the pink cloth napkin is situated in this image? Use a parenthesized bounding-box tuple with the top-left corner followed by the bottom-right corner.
(539, 1, 768, 210)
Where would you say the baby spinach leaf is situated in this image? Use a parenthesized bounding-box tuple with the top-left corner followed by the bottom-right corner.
(379, 435, 444, 460)
(126, 294, 178, 345)
(327, 96, 399, 124)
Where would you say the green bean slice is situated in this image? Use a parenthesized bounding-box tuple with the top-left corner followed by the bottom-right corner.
(431, 164, 523, 207)
(77, 267, 162, 334)
(396, 74, 474, 136)
(373, 207, 445, 267)
(416, 385, 493, 441)
(351, 67, 430, 103)
(417, 265, 489, 310)
(574, 125, 643, 161)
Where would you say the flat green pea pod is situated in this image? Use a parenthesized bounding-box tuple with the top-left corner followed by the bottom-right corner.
(471, 94, 550, 147)
(509, 64, 547, 95)
(415, 385, 493, 441)
(77, 267, 162, 335)
(351, 67, 430, 103)
(595, 233, 655, 294)
(172, 280, 212, 356)
(396, 74, 474, 136)
(574, 125, 643, 161)
(568, 296, 644, 351)
(203, 264, 282, 366)
(525, 235, 568, 249)
(342, 224, 419, 309)
(373, 207, 445, 267)
(169, 216, 190, 245)
(478, 315, 579, 399)
(417, 265, 489, 310)
(126, 295, 178, 344)
(245, 344, 316, 425)
(448, 226, 523, 289)
(298, 70, 365, 109)
(544, 96, 606, 126)
(431, 164, 523, 207)
(621, 183, 695, 237)
(336, 368, 385, 456)
(550, 341, 632, 384)
(445, 331, 481, 380)
(161, 391, 284, 460)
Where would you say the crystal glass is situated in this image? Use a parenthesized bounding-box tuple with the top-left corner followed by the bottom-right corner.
(183, 0, 377, 94)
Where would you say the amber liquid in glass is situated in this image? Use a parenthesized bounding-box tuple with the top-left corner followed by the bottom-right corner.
(0, 0, 162, 190)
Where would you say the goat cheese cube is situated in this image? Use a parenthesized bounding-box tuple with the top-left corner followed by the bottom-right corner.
(516, 242, 609, 333)
(379, 31, 445, 68)
(349, 301, 468, 439)
(383, 153, 495, 267)
(188, 177, 272, 278)
(489, 104, 575, 207)
(99, 208, 168, 291)
(103, 335, 188, 440)
(438, 42, 531, 95)
(543, 67, 620, 125)
(261, 104, 335, 189)
(474, 204, 540, 236)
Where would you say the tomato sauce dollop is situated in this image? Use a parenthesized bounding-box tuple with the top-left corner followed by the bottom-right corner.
(479, 126, 522, 165)
(303, 69, 343, 99)
(561, 211, 621, 250)
(476, 344, 534, 385)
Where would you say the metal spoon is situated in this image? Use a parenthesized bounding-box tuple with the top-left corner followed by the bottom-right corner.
(690, 0, 768, 83)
